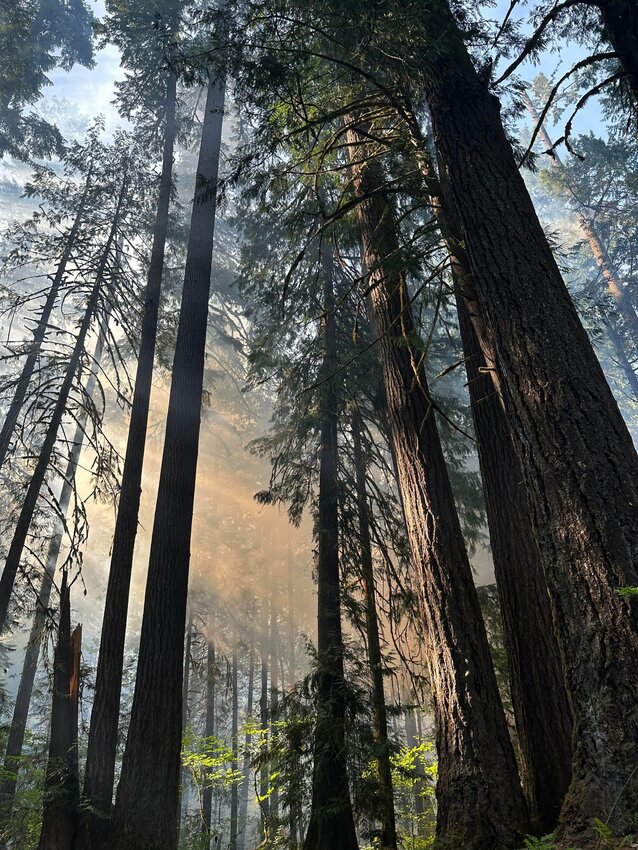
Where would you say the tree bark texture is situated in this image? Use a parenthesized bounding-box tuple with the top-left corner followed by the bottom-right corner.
(409, 118, 573, 830)
(347, 121, 527, 850)
(419, 0, 638, 838)
(522, 89, 638, 360)
(230, 643, 239, 850)
(456, 295, 573, 832)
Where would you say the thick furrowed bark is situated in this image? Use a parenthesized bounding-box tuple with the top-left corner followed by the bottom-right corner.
(456, 295, 572, 832)
(347, 121, 527, 850)
(418, 0, 638, 839)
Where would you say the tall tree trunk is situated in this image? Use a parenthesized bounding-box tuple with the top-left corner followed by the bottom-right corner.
(597, 0, 638, 112)
(37, 574, 81, 850)
(259, 601, 270, 836)
(286, 553, 300, 849)
(404, 707, 428, 828)
(351, 411, 397, 850)
(110, 71, 225, 850)
(455, 296, 573, 832)
(229, 642, 239, 850)
(179, 610, 194, 833)
(346, 121, 527, 850)
(302, 244, 359, 850)
(287, 547, 296, 688)
(269, 596, 279, 820)
(418, 0, 638, 838)
(237, 641, 254, 850)
(0, 327, 106, 829)
(0, 165, 93, 472)
(0, 172, 127, 633)
(401, 100, 573, 829)
(80, 70, 178, 844)
(201, 632, 216, 843)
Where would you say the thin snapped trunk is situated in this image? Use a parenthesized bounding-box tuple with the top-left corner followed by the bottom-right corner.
(0, 327, 106, 829)
(37, 575, 81, 850)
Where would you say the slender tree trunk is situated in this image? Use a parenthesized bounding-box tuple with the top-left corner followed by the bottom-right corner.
(201, 632, 216, 843)
(303, 244, 359, 850)
(37, 574, 81, 850)
(0, 166, 93, 472)
(404, 707, 428, 827)
(0, 327, 105, 829)
(0, 173, 127, 634)
(287, 547, 295, 687)
(286, 554, 300, 849)
(179, 610, 194, 832)
(110, 72, 225, 850)
(456, 296, 573, 831)
(237, 642, 254, 850)
(259, 605, 270, 837)
(346, 121, 527, 850)
(269, 596, 279, 820)
(351, 411, 397, 850)
(418, 0, 638, 838)
(80, 71, 178, 845)
(229, 642, 239, 850)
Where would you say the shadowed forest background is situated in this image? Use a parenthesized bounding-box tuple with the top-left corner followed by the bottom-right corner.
(0, 1, 637, 849)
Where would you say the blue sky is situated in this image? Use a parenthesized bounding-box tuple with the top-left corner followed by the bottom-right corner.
(38, 0, 605, 153)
